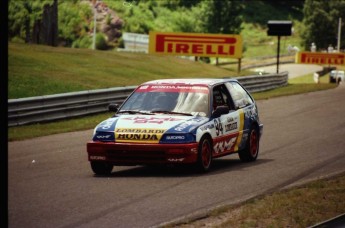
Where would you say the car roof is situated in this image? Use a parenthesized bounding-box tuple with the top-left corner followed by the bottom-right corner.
(141, 78, 238, 87)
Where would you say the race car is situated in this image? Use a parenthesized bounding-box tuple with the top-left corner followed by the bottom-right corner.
(87, 78, 263, 175)
(329, 70, 344, 84)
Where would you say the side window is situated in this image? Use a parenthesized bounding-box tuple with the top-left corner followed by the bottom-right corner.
(226, 82, 253, 109)
(212, 84, 234, 110)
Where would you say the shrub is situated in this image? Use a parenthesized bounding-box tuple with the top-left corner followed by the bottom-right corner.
(72, 36, 92, 49)
(95, 33, 108, 50)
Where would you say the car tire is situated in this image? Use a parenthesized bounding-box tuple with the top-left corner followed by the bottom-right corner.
(91, 161, 113, 175)
(239, 126, 259, 162)
(197, 136, 213, 172)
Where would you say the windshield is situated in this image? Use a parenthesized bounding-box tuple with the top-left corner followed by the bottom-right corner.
(119, 84, 210, 116)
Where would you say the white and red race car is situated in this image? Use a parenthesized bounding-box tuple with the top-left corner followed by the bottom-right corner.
(87, 78, 263, 175)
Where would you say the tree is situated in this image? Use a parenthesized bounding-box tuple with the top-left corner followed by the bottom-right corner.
(201, 0, 244, 64)
(8, 0, 54, 42)
(302, 0, 345, 51)
(202, 0, 244, 34)
(58, 1, 92, 46)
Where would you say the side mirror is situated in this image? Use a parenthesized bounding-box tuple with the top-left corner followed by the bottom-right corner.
(212, 106, 229, 118)
(108, 103, 119, 112)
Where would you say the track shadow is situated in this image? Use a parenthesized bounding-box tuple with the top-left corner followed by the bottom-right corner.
(94, 157, 274, 178)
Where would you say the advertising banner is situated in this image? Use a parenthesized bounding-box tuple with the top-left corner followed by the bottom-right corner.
(296, 52, 345, 65)
(149, 31, 242, 58)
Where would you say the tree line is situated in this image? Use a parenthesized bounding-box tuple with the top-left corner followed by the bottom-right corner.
(8, 0, 345, 51)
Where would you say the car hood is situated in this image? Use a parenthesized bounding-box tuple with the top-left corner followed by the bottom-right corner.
(93, 114, 209, 143)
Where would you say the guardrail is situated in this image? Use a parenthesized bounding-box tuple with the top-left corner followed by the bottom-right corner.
(8, 72, 288, 127)
(236, 71, 288, 93)
(8, 86, 136, 127)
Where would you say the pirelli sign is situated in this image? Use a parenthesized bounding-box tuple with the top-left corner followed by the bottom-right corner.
(149, 31, 243, 58)
(296, 52, 345, 65)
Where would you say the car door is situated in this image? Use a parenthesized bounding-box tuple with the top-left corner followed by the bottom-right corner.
(225, 81, 257, 150)
(211, 84, 244, 155)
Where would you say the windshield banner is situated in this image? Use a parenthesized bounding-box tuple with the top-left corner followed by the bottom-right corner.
(137, 85, 209, 93)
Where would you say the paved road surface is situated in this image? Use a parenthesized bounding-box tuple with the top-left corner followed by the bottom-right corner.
(257, 63, 323, 78)
(8, 83, 345, 228)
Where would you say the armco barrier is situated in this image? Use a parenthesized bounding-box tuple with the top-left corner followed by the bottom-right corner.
(8, 72, 288, 127)
(8, 86, 136, 127)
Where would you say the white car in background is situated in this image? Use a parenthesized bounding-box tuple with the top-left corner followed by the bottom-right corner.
(329, 70, 345, 84)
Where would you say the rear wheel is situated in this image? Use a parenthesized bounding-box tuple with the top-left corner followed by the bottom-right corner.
(91, 162, 113, 175)
(239, 127, 259, 162)
(197, 136, 213, 172)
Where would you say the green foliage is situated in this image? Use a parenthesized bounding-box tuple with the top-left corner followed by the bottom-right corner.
(8, 0, 92, 47)
(8, 0, 54, 41)
(103, 0, 209, 33)
(242, 0, 304, 26)
(8, 0, 305, 52)
(202, 0, 244, 34)
(105, 13, 112, 25)
(10, 36, 25, 44)
(95, 33, 108, 50)
(72, 36, 92, 49)
(302, 0, 345, 51)
(58, 1, 92, 46)
(123, 2, 155, 33)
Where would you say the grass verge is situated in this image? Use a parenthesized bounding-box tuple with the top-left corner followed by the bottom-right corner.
(8, 113, 111, 141)
(9, 42, 250, 99)
(174, 173, 345, 228)
(252, 73, 337, 100)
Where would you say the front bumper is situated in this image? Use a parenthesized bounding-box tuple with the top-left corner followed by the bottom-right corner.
(87, 141, 199, 165)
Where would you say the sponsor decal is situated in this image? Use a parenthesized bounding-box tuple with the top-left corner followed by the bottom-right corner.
(115, 128, 165, 143)
(296, 52, 345, 65)
(116, 129, 164, 134)
(213, 136, 237, 154)
(214, 118, 223, 136)
(175, 121, 194, 131)
(149, 31, 242, 58)
(168, 158, 185, 162)
(122, 116, 183, 124)
(227, 117, 234, 122)
(234, 109, 245, 151)
(166, 135, 185, 140)
(200, 123, 215, 131)
(99, 118, 116, 130)
(173, 118, 206, 132)
(225, 122, 237, 132)
(96, 135, 112, 139)
(90, 156, 106, 161)
(137, 85, 209, 94)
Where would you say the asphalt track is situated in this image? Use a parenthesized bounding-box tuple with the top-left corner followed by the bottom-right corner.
(258, 63, 323, 78)
(9, 83, 345, 228)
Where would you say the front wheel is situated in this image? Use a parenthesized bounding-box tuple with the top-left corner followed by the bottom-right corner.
(91, 161, 113, 175)
(197, 136, 213, 172)
(239, 127, 259, 162)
